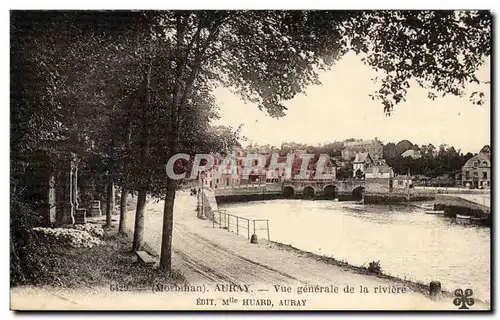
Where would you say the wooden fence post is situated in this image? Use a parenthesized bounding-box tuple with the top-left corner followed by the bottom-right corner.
(266, 220, 270, 241)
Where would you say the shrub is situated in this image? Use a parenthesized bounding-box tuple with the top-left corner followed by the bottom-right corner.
(10, 196, 47, 285)
(31, 227, 105, 248)
(367, 260, 382, 274)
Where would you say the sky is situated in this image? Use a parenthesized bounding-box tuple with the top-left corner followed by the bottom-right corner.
(212, 52, 490, 154)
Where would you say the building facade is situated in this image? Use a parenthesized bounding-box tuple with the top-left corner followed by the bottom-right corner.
(393, 175, 413, 190)
(342, 137, 384, 160)
(461, 152, 491, 189)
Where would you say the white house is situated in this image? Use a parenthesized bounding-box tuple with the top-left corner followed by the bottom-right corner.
(352, 152, 373, 177)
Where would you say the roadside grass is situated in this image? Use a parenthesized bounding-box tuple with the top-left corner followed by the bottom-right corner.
(27, 223, 185, 289)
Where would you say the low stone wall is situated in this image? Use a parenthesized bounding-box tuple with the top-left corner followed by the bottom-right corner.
(214, 184, 282, 203)
(364, 193, 408, 204)
(414, 186, 490, 195)
(214, 185, 281, 196)
(216, 193, 283, 203)
(434, 194, 490, 219)
(365, 178, 391, 193)
(364, 192, 435, 204)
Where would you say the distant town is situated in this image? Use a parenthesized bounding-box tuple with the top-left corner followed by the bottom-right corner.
(200, 137, 491, 191)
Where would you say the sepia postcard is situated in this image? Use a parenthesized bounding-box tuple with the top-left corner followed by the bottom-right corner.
(10, 9, 491, 311)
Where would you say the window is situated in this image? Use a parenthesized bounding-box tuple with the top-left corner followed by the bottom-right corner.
(465, 171, 470, 180)
(226, 179, 230, 186)
(473, 171, 478, 177)
(482, 161, 488, 167)
(473, 161, 478, 168)
(483, 171, 488, 179)
(398, 180, 403, 186)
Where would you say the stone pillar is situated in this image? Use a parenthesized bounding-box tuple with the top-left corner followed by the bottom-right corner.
(47, 174, 57, 225)
(73, 158, 80, 209)
(429, 281, 441, 300)
(55, 153, 77, 225)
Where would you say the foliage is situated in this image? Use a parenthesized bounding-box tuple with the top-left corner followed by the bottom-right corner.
(11, 10, 491, 271)
(355, 168, 365, 179)
(367, 260, 382, 274)
(386, 152, 469, 180)
(13, 226, 185, 288)
(337, 164, 354, 180)
(350, 11, 491, 113)
(10, 194, 47, 285)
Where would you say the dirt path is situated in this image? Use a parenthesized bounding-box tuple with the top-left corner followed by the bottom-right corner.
(127, 192, 300, 286)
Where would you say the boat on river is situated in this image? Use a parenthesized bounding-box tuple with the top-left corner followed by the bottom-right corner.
(416, 203, 435, 210)
(425, 210, 444, 214)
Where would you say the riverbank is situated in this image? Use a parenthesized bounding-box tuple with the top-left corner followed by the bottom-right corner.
(128, 191, 489, 310)
(218, 197, 490, 305)
(12, 192, 489, 310)
(267, 241, 489, 306)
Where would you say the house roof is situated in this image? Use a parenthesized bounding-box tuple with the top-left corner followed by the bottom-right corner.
(463, 152, 491, 168)
(353, 152, 371, 163)
(401, 149, 421, 157)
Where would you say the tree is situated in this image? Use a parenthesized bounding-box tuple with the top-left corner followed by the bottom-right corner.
(427, 144, 437, 158)
(337, 163, 354, 180)
(355, 169, 365, 179)
(353, 11, 491, 113)
(383, 142, 397, 160)
(12, 10, 491, 273)
(395, 140, 414, 156)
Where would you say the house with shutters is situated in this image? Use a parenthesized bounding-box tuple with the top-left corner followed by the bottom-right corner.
(461, 152, 491, 189)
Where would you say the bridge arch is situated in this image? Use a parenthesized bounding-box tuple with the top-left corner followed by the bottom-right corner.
(352, 186, 364, 201)
(323, 185, 338, 200)
(283, 186, 295, 199)
(303, 186, 315, 199)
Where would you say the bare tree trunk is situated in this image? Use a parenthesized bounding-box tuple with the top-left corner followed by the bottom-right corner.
(159, 178, 176, 270)
(105, 180, 114, 227)
(158, 14, 216, 271)
(118, 187, 128, 234)
(131, 60, 152, 251)
(132, 190, 147, 251)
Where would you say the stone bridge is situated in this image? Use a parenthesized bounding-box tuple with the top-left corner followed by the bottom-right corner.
(213, 179, 365, 203)
(282, 179, 365, 200)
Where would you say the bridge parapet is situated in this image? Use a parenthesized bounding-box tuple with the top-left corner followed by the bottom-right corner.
(282, 179, 365, 194)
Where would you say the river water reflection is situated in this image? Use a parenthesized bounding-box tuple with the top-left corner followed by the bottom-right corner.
(219, 199, 491, 302)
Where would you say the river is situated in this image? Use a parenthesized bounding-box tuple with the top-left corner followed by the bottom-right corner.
(219, 199, 491, 303)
